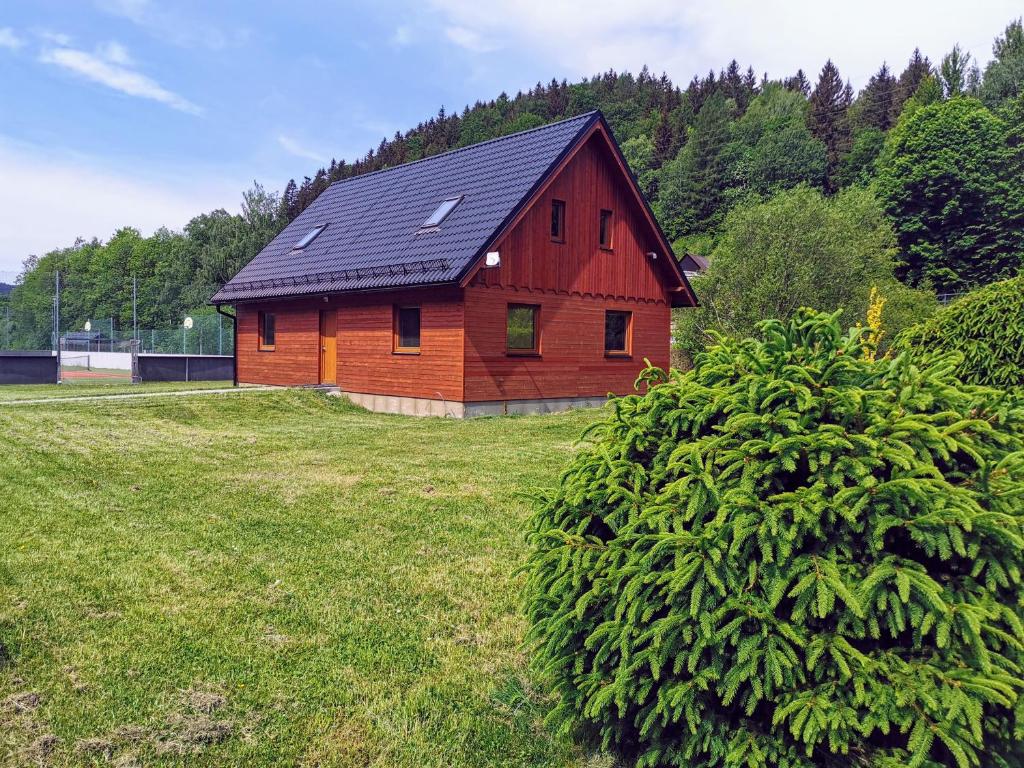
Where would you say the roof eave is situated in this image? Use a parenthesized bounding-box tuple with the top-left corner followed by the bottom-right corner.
(209, 277, 462, 306)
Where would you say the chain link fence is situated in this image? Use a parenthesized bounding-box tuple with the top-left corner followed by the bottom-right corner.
(58, 315, 233, 356)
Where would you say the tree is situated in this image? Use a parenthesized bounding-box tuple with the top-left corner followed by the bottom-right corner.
(897, 275, 1024, 388)
(875, 97, 1024, 289)
(895, 48, 933, 110)
(524, 308, 1024, 768)
(4, 184, 285, 349)
(672, 185, 926, 357)
(728, 84, 826, 195)
(656, 90, 735, 239)
(853, 62, 898, 131)
(652, 108, 675, 164)
(808, 60, 853, 190)
(782, 69, 811, 96)
(981, 18, 1024, 107)
(940, 44, 980, 97)
(837, 127, 885, 186)
(621, 134, 658, 199)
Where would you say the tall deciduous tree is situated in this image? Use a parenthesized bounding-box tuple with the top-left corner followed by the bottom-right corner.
(673, 185, 929, 356)
(981, 18, 1024, 107)
(728, 83, 826, 195)
(940, 44, 980, 97)
(876, 97, 1024, 289)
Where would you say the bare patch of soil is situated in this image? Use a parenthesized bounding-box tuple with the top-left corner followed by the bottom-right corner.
(155, 714, 233, 755)
(183, 688, 226, 714)
(2, 690, 40, 713)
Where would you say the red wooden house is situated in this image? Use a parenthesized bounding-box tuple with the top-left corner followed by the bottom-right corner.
(212, 111, 696, 416)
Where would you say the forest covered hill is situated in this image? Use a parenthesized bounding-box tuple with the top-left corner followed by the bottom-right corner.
(3, 17, 1023, 350)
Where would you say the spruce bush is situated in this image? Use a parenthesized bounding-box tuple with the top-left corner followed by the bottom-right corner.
(897, 276, 1024, 390)
(523, 309, 1024, 767)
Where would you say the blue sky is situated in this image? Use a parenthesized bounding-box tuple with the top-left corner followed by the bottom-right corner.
(1, 0, 1021, 279)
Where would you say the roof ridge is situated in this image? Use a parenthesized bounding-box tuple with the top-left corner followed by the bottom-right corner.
(323, 110, 602, 190)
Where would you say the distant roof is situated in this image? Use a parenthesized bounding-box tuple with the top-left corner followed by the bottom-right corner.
(680, 252, 709, 276)
(212, 111, 605, 304)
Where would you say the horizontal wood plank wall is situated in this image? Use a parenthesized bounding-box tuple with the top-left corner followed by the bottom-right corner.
(336, 287, 464, 402)
(237, 287, 464, 399)
(470, 133, 674, 301)
(463, 288, 669, 401)
(463, 130, 672, 402)
(237, 301, 319, 386)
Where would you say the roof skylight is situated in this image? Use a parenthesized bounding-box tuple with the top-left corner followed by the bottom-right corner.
(420, 196, 462, 229)
(293, 224, 327, 250)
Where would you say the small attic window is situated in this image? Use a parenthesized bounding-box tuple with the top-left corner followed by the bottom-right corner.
(293, 224, 327, 250)
(420, 196, 462, 230)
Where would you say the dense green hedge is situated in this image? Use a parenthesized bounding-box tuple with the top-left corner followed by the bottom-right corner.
(523, 309, 1024, 767)
(897, 276, 1024, 390)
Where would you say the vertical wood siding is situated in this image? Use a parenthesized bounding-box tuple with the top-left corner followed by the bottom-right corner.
(462, 132, 673, 402)
(469, 134, 675, 301)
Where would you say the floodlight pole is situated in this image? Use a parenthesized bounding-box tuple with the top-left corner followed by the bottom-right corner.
(132, 276, 138, 341)
(55, 271, 62, 383)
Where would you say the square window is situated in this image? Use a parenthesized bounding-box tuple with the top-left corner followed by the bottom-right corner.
(604, 310, 631, 355)
(394, 306, 421, 352)
(258, 311, 276, 350)
(507, 304, 539, 353)
(599, 209, 613, 249)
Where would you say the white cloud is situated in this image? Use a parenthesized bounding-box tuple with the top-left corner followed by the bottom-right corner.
(96, 0, 251, 50)
(39, 43, 202, 114)
(0, 136, 242, 273)
(37, 30, 73, 46)
(277, 135, 326, 163)
(427, 0, 1022, 89)
(444, 25, 495, 53)
(0, 27, 24, 50)
(98, 40, 133, 65)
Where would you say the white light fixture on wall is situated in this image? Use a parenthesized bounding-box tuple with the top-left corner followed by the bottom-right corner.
(484, 251, 501, 267)
(647, 251, 658, 260)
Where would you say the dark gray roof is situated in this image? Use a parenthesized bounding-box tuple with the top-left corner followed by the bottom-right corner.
(212, 112, 601, 304)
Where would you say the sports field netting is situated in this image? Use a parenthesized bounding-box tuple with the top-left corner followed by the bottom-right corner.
(60, 353, 132, 382)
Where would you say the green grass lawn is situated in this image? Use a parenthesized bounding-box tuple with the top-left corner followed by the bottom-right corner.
(0, 390, 603, 767)
(0, 380, 236, 402)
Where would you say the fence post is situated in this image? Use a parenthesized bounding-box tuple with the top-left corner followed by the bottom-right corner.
(130, 339, 141, 384)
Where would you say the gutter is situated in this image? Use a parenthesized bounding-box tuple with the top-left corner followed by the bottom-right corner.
(215, 304, 238, 387)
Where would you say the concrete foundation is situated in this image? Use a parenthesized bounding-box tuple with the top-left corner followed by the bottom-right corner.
(329, 389, 609, 418)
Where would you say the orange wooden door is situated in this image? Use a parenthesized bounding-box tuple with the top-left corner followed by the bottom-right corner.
(319, 310, 337, 384)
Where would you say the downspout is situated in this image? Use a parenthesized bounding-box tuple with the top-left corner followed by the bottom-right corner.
(215, 304, 238, 387)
